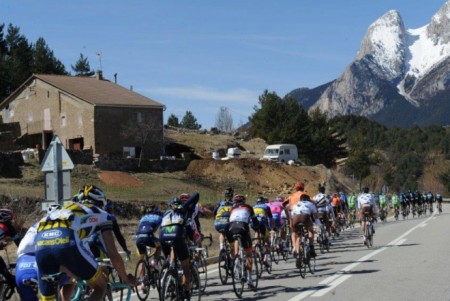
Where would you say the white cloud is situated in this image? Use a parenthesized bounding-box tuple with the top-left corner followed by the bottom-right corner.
(141, 86, 259, 104)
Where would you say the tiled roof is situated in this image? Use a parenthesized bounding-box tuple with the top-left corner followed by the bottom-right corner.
(35, 74, 164, 108)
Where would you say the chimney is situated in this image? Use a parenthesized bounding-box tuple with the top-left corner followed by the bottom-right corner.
(114, 73, 117, 84)
(95, 70, 103, 80)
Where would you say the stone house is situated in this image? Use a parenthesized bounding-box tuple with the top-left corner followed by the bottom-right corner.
(0, 72, 165, 159)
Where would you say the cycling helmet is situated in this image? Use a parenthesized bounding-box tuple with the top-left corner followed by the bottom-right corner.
(294, 182, 305, 191)
(275, 195, 284, 202)
(0, 209, 14, 223)
(224, 187, 234, 199)
(78, 185, 107, 208)
(180, 193, 190, 202)
(233, 194, 246, 204)
(169, 197, 183, 210)
(47, 204, 61, 215)
(300, 194, 311, 202)
(145, 204, 160, 215)
(255, 196, 265, 204)
(363, 187, 369, 194)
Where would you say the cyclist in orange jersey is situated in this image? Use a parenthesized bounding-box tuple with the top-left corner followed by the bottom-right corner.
(283, 182, 307, 253)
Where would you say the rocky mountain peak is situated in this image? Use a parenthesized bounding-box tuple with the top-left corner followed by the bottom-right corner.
(428, 0, 450, 44)
(357, 10, 406, 81)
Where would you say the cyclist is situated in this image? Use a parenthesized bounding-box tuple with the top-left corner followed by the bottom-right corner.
(290, 194, 321, 258)
(379, 192, 387, 221)
(0, 209, 21, 291)
(268, 195, 287, 250)
(252, 196, 274, 265)
(283, 182, 307, 251)
(391, 193, 400, 217)
(425, 191, 434, 213)
(313, 186, 332, 245)
(88, 199, 132, 260)
(330, 193, 342, 236)
(339, 191, 349, 222)
(213, 188, 234, 251)
(35, 185, 135, 301)
(136, 205, 163, 265)
(228, 194, 258, 288)
(180, 193, 203, 248)
(15, 204, 60, 301)
(159, 192, 200, 301)
(436, 193, 443, 212)
(347, 192, 357, 223)
(135, 204, 162, 294)
(357, 187, 376, 245)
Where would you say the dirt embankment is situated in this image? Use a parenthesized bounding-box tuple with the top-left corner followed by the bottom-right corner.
(185, 159, 348, 196)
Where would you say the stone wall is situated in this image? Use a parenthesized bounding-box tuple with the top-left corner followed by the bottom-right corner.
(94, 158, 190, 172)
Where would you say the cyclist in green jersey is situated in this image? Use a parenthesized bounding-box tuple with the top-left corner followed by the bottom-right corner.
(347, 193, 357, 225)
(391, 194, 399, 208)
(379, 193, 387, 221)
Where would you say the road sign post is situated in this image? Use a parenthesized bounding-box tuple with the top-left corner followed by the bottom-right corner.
(40, 135, 74, 209)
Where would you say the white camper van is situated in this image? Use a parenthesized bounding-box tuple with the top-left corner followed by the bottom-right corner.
(263, 144, 298, 163)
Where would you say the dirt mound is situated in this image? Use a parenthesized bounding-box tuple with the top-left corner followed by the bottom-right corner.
(99, 171, 144, 188)
(186, 159, 339, 196)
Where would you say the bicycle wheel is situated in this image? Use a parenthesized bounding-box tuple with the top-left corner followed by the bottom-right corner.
(197, 255, 207, 293)
(265, 251, 272, 274)
(365, 223, 372, 248)
(218, 249, 229, 285)
(253, 245, 263, 278)
(232, 256, 245, 298)
(135, 260, 150, 301)
(161, 269, 179, 301)
(108, 268, 123, 301)
(297, 242, 307, 279)
(250, 252, 259, 291)
(190, 267, 202, 301)
(273, 237, 282, 264)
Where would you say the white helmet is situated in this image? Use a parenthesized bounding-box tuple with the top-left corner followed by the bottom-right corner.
(78, 185, 107, 208)
(47, 204, 61, 215)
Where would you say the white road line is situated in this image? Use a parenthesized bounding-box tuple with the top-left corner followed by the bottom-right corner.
(311, 275, 352, 297)
(395, 238, 407, 246)
(288, 213, 436, 301)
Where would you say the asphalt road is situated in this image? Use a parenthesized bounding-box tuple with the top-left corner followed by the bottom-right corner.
(126, 204, 450, 301)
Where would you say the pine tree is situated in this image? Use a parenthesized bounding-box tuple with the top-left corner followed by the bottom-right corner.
(181, 111, 201, 130)
(32, 37, 66, 74)
(167, 114, 180, 127)
(71, 53, 94, 76)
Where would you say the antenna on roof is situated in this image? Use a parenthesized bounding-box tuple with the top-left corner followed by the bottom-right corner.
(96, 51, 103, 70)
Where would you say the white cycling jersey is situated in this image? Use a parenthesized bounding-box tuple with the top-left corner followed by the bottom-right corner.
(17, 222, 38, 257)
(357, 193, 374, 209)
(292, 201, 317, 216)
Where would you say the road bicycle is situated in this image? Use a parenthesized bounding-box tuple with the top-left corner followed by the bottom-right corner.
(394, 206, 400, 221)
(134, 246, 162, 301)
(231, 234, 258, 298)
(269, 229, 282, 264)
(218, 240, 233, 285)
(316, 215, 330, 254)
(294, 222, 315, 279)
(282, 217, 292, 258)
(160, 240, 201, 301)
(348, 209, 356, 228)
(364, 212, 374, 248)
(189, 245, 208, 293)
(0, 264, 16, 301)
(253, 231, 271, 276)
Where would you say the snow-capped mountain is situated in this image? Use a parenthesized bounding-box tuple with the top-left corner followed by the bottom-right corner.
(290, 1, 450, 126)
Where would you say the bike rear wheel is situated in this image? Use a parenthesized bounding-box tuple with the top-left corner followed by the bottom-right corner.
(197, 254, 207, 293)
(218, 249, 229, 285)
(232, 256, 245, 298)
(190, 267, 202, 301)
(161, 270, 179, 301)
(297, 242, 307, 278)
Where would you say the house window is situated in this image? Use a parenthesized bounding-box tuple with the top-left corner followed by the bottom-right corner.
(61, 116, 66, 127)
(47, 91, 50, 98)
(25, 89, 29, 100)
(28, 111, 33, 122)
(137, 112, 142, 123)
(123, 146, 136, 158)
(78, 112, 83, 127)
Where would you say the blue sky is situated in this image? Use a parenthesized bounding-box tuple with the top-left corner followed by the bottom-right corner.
(0, 1, 446, 129)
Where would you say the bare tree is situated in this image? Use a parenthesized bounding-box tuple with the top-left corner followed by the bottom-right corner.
(215, 106, 233, 132)
(120, 114, 163, 167)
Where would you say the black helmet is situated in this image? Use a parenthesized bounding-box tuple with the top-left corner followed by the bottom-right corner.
(300, 194, 311, 202)
(145, 204, 160, 215)
(169, 197, 183, 210)
(255, 196, 265, 204)
(224, 187, 234, 199)
(363, 187, 369, 194)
